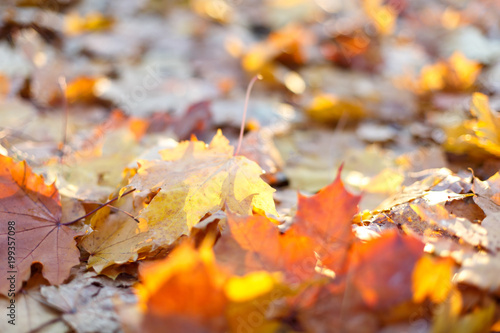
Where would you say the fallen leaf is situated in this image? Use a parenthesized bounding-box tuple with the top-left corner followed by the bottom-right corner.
(468, 93, 500, 155)
(363, 0, 397, 35)
(292, 171, 361, 274)
(445, 93, 500, 157)
(64, 76, 101, 104)
(412, 255, 455, 303)
(0, 155, 81, 294)
(305, 93, 365, 124)
(455, 253, 500, 294)
(41, 269, 137, 333)
(125, 130, 277, 249)
(137, 241, 229, 332)
(238, 128, 284, 181)
(80, 204, 151, 274)
(64, 12, 115, 35)
(410, 203, 491, 251)
(225, 271, 288, 333)
(0, 271, 68, 333)
(349, 230, 425, 309)
(226, 213, 317, 282)
(433, 289, 495, 333)
(242, 24, 309, 75)
(138, 239, 288, 333)
(44, 110, 148, 201)
(418, 52, 480, 92)
(224, 172, 360, 280)
(472, 172, 500, 215)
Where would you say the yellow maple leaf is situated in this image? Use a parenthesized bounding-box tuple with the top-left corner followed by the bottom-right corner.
(125, 130, 277, 248)
(65, 12, 114, 35)
(412, 255, 454, 303)
(80, 204, 151, 274)
(444, 93, 500, 157)
(468, 93, 500, 155)
(418, 52, 480, 93)
(305, 93, 365, 124)
(363, 0, 397, 35)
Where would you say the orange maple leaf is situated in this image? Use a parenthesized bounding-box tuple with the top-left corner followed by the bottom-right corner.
(293, 172, 361, 274)
(0, 155, 80, 294)
(227, 214, 317, 282)
(225, 172, 360, 282)
(348, 229, 425, 309)
(137, 239, 286, 333)
(137, 241, 229, 332)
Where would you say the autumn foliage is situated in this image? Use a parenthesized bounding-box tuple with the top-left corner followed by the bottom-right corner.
(2, 0, 500, 332)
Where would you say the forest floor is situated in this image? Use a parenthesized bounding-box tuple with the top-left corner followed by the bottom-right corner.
(1, 0, 500, 332)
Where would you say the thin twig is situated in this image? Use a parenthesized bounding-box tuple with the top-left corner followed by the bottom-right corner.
(234, 74, 262, 156)
(82, 200, 140, 223)
(62, 188, 136, 226)
(58, 76, 68, 164)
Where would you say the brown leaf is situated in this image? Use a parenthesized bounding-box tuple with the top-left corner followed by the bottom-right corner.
(0, 155, 80, 294)
(473, 172, 500, 215)
(0, 271, 68, 333)
(41, 269, 137, 333)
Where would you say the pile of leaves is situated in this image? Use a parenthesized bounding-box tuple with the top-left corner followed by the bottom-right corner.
(1, 0, 500, 332)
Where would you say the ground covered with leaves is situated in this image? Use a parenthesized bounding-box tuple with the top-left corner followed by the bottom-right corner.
(1, 0, 500, 332)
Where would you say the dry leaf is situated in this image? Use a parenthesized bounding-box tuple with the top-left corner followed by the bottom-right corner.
(0, 155, 80, 294)
(349, 230, 425, 309)
(412, 255, 455, 303)
(226, 213, 317, 282)
(125, 130, 277, 249)
(80, 205, 151, 274)
(472, 172, 500, 215)
(41, 270, 137, 333)
(293, 172, 361, 274)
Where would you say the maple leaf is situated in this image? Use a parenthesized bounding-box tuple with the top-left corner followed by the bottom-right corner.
(455, 253, 500, 293)
(348, 230, 425, 309)
(41, 269, 136, 333)
(373, 185, 469, 237)
(226, 213, 317, 282)
(224, 172, 360, 281)
(418, 52, 480, 92)
(242, 24, 309, 74)
(125, 130, 277, 249)
(472, 172, 500, 215)
(137, 240, 286, 333)
(292, 172, 361, 273)
(444, 93, 500, 157)
(0, 155, 81, 295)
(137, 241, 229, 332)
(79, 205, 151, 274)
(44, 110, 148, 201)
(410, 202, 498, 252)
(0, 271, 69, 333)
(412, 255, 455, 304)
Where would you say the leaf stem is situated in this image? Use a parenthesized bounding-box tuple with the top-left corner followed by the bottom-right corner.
(58, 76, 68, 164)
(62, 188, 136, 226)
(234, 74, 262, 156)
